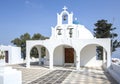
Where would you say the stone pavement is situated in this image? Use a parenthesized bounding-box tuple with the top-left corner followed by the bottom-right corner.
(10, 63, 118, 84)
(28, 70, 71, 84)
(62, 67, 117, 84)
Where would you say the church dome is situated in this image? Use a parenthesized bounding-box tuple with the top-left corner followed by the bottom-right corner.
(73, 18, 79, 24)
(76, 24, 94, 39)
(73, 20, 79, 24)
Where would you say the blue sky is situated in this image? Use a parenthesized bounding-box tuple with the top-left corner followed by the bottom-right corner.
(0, 0, 120, 45)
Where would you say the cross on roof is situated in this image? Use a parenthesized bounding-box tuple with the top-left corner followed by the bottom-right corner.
(63, 6, 67, 11)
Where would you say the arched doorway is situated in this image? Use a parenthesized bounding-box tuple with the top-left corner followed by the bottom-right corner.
(80, 44, 107, 68)
(29, 45, 49, 66)
(53, 44, 76, 66)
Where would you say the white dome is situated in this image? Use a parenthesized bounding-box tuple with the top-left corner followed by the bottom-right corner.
(76, 24, 94, 39)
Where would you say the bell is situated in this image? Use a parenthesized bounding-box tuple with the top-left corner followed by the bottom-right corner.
(63, 15, 66, 21)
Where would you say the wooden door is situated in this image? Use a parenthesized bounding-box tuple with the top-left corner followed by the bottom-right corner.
(65, 48, 74, 63)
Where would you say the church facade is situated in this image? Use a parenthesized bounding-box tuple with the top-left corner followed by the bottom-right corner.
(26, 6, 111, 70)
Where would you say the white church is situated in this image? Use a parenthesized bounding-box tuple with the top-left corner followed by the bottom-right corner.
(26, 6, 111, 70)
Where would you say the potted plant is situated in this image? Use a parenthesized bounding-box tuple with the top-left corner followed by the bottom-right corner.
(0, 50, 5, 66)
(0, 50, 5, 59)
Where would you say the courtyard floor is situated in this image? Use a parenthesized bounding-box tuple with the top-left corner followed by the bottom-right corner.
(10, 62, 118, 84)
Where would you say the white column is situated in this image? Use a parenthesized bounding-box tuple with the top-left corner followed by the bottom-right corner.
(68, 13, 73, 25)
(107, 50, 111, 69)
(76, 51, 80, 71)
(103, 49, 106, 63)
(26, 47, 30, 68)
(49, 51, 53, 69)
(57, 13, 61, 25)
(45, 49, 49, 65)
(36, 47, 41, 65)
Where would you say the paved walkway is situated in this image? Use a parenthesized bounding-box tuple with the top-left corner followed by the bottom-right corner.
(62, 67, 117, 84)
(10, 63, 118, 84)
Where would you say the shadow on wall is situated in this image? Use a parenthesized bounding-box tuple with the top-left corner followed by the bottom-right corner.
(80, 44, 99, 67)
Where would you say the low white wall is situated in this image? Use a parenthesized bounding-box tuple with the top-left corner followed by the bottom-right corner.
(108, 63, 120, 83)
(0, 67, 22, 84)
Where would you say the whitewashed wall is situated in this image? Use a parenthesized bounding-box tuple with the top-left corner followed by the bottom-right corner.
(11, 47, 23, 64)
(53, 46, 64, 65)
(0, 45, 23, 64)
(80, 45, 102, 67)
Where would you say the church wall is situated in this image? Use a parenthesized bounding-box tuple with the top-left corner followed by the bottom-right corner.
(10, 47, 22, 64)
(80, 45, 102, 67)
(53, 46, 64, 65)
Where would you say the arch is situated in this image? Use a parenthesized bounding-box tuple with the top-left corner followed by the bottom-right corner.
(29, 43, 49, 52)
(60, 11, 71, 25)
(53, 44, 76, 66)
(53, 44, 75, 52)
(27, 44, 50, 67)
(81, 43, 107, 53)
(80, 42, 108, 52)
(30, 44, 49, 57)
(60, 11, 69, 17)
(80, 43, 108, 68)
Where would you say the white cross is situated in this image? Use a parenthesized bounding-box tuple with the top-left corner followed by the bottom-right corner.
(63, 6, 67, 11)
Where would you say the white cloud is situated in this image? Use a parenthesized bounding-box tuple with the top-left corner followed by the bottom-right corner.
(25, 0, 30, 4)
(25, 0, 43, 9)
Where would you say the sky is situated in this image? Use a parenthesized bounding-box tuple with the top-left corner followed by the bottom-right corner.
(0, 0, 120, 57)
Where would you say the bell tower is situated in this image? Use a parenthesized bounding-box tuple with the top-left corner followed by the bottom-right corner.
(57, 6, 73, 25)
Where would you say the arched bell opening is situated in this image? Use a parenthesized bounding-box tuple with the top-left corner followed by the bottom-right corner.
(62, 14, 68, 24)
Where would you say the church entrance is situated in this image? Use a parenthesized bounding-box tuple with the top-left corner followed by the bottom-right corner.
(65, 48, 74, 63)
